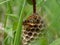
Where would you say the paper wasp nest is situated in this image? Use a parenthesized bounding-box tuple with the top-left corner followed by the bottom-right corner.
(22, 13, 45, 45)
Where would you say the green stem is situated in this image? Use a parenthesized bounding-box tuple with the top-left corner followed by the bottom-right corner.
(4, 1, 13, 27)
(14, 0, 26, 45)
(4, 1, 13, 45)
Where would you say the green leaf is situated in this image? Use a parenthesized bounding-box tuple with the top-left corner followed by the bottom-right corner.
(14, 0, 26, 45)
(27, 0, 33, 5)
(56, 0, 60, 6)
(30, 37, 48, 45)
(49, 38, 60, 45)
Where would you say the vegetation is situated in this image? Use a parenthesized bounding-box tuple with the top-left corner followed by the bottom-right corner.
(0, 0, 60, 45)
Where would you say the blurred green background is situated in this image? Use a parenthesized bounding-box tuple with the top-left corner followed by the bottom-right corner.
(0, 0, 60, 45)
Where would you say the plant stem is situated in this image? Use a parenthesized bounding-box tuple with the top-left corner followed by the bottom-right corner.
(4, 1, 13, 27)
(4, 1, 13, 45)
(32, 0, 36, 14)
(14, 0, 26, 45)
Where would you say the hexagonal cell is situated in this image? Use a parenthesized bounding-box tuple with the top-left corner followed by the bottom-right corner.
(22, 39, 28, 45)
(22, 14, 45, 45)
(36, 19, 40, 23)
(26, 28, 30, 32)
(28, 32, 32, 36)
(25, 36, 30, 39)
(30, 28, 35, 32)
(24, 31, 28, 34)
(39, 24, 42, 28)
(35, 28, 40, 33)
(30, 37, 34, 41)
(33, 32, 37, 37)
(33, 25, 38, 28)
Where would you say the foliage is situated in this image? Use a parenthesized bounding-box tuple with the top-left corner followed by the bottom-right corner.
(0, 0, 60, 45)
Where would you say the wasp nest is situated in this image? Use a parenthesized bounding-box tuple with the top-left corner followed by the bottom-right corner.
(22, 13, 45, 45)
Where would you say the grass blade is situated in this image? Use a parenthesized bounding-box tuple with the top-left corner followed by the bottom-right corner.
(14, 0, 26, 45)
